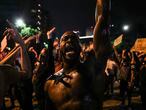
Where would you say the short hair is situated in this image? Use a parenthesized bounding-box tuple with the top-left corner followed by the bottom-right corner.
(60, 31, 80, 43)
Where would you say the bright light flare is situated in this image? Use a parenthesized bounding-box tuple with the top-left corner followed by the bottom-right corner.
(15, 18, 26, 27)
(122, 25, 130, 31)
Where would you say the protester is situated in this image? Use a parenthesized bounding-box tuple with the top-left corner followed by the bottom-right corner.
(105, 54, 118, 96)
(44, 0, 111, 110)
(139, 54, 146, 110)
(33, 27, 55, 110)
(0, 28, 32, 109)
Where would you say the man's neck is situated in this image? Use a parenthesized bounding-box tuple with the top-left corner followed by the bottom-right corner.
(63, 60, 80, 73)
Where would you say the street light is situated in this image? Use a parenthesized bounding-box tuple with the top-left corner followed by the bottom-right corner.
(122, 24, 130, 31)
(15, 18, 26, 28)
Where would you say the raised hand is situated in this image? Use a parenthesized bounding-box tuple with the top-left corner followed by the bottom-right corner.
(47, 27, 56, 39)
(4, 29, 24, 45)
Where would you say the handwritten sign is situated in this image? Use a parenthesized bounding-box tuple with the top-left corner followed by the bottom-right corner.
(131, 38, 146, 53)
(1, 36, 7, 52)
(113, 34, 123, 46)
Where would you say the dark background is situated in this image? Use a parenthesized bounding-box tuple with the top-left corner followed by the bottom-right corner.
(0, 0, 146, 37)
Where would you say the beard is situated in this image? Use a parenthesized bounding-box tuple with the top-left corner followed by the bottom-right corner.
(65, 50, 77, 59)
(61, 48, 80, 64)
(60, 41, 81, 63)
(63, 51, 80, 61)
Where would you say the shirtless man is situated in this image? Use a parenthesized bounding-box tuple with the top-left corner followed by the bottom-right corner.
(0, 28, 32, 109)
(44, 0, 111, 110)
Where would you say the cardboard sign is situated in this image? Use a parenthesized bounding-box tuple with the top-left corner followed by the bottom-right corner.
(131, 38, 146, 53)
(113, 34, 123, 46)
(1, 36, 7, 52)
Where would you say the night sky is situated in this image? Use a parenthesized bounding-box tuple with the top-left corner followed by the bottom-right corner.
(0, 0, 146, 37)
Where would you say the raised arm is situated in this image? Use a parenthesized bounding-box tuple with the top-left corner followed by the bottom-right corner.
(19, 37, 32, 78)
(93, 0, 111, 64)
(113, 46, 122, 65)
(46, 27, 56, 74)
(5, 28, 32, 79)
(0, 33, 37, 65)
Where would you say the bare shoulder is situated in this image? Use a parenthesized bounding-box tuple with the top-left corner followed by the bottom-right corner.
(44, 69, 63, 91)
(44, 68, 82, 95)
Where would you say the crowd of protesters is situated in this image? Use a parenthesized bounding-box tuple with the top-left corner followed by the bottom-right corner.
(105, 46, 146, 109)
(0, 0, 146, 110)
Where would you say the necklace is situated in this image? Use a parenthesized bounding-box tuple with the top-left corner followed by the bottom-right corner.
(47, 64, 80, 84)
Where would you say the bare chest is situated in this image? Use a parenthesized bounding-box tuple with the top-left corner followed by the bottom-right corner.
(47, 70, 85, 104)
